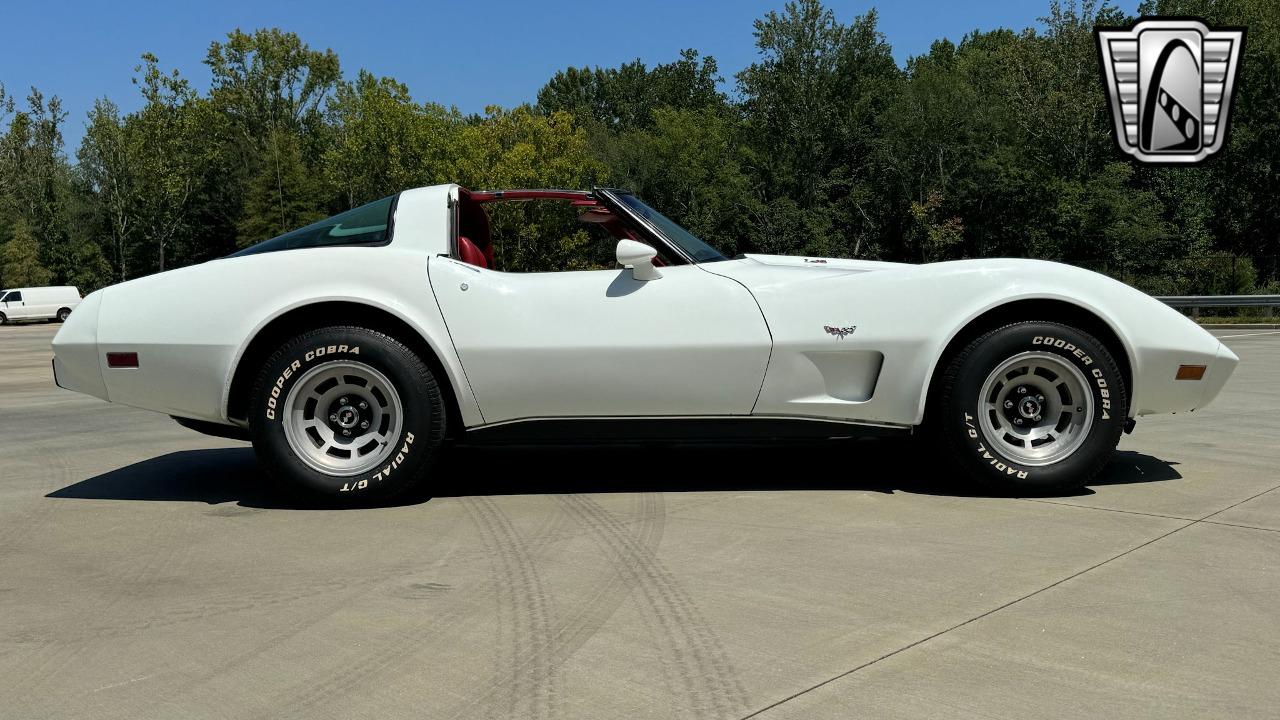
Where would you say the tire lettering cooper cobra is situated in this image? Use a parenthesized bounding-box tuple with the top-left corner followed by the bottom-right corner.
(263, 342, 417, 495)
(265, 345, 361, 420)
(1033, 335, 1111, 419)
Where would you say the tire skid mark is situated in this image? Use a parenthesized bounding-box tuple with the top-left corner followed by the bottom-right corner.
(264, 604, 475, 720)
(544, 491, 666, 660)
(556, 494, 747, 719)
(459, 496, 561, 719)
(9, 510, 465, 649)
(110, 514, 472, 720)
(243, 505, 514, 720)
(441, 491, 667, 720)
(8, 575, 355, 647)
(7, 493, 196, 704)
(258, 581, 483, 716)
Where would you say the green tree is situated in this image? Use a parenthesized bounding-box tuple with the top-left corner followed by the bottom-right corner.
(737, 2, 901, 257)
(130, 54, 200, 272)
(450, 106, 605, 272)
(204, 28, 341, 248)
(237, 130, 325, 246)
(607, 107, 753, 255)
(0, 88, 87, 284)
(538, 49, 724, 132)
(78, 98, 142, 280)
(325, 71, 459, 206)
(0, 217, 53, 287)
(204, 28, 341, 147)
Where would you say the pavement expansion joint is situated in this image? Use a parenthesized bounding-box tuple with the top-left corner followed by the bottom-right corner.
(736, 482, 1280, 719)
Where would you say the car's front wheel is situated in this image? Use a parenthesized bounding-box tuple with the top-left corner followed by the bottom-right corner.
(248, 326, 446, 503)
(933, 321, 1127, 493)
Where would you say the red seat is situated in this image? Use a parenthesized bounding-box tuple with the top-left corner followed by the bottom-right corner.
(458, 235, 488, 268)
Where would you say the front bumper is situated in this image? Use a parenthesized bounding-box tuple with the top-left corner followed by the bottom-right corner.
(1197, 341, 1239, 411)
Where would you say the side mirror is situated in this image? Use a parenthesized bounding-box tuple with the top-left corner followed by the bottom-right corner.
(616, 240, 662, 281)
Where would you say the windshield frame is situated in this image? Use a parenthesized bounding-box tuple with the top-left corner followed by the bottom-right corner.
(595, 189, 728, 265)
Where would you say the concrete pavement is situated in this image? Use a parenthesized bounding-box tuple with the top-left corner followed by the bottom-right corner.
(1, 322, 1277, 719)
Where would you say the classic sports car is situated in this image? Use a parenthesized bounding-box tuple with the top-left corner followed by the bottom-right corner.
(52, 185, 1237, 502)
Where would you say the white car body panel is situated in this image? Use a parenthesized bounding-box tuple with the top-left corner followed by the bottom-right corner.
(705, 255, 1235, 425)
(430, 258, 771, 423)
(55, 186, 483, 427)
(51, 183, 1238, 438)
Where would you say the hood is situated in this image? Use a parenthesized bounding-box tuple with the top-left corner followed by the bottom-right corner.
(704, 254, 916, 291)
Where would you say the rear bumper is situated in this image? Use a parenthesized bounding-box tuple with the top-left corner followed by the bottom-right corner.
(50, 290, 108, 401)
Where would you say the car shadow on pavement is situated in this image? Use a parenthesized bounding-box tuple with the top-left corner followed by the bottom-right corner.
(46, 438, 1182, 510)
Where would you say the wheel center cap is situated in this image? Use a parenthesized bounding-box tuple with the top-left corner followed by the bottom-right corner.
(335, 407, 359, 429)
(1019, 397, 1041, 419)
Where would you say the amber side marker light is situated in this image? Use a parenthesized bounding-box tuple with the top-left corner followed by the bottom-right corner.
(106, 352, 139, 369)
(1176, 365, 1207, 381)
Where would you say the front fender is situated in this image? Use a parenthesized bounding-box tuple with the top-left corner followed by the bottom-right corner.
(909, 260, 1225, 422)
(717, 257, 1224, 426)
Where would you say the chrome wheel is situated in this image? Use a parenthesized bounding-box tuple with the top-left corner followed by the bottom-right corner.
(281, 360, 403, 477)
(978, 351, 1093, 467)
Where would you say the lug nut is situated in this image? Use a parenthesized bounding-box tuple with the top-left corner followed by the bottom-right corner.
(339, 396, 349, 405)
(1036, 394, 1045, 402)
(1014, 418, 1024, 426)
(359, 400, 368, 410)
(1004, 400, 1014, 409)
(342, 428, 351, 436)
(1017, 386, 1027, 395)
(1034, 415, 1042, 422)
(360, 420, 369, 429)
(329, 413, 338, 422)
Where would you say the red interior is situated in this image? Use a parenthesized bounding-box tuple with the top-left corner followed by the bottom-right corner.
(457, 235, 488, 268)
(455, 188, 655, 270)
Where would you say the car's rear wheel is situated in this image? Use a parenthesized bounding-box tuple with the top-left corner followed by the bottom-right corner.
(56, 308, 71, 322)
(0, 312, 7, 325)
(933, 321, 1127, 493)
(248, 326, 446, 503)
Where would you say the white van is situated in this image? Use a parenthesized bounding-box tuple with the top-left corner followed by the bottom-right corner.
(0, 286, 81, 324)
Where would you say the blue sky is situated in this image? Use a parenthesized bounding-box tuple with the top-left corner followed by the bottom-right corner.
(0, 0, 1137, 152)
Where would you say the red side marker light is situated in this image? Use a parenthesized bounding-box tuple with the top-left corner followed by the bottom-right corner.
(106, 352, 139, 368)
(1175, 365, 1206, 381)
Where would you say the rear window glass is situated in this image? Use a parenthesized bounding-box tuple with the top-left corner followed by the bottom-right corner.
(230, 195, 398, 258)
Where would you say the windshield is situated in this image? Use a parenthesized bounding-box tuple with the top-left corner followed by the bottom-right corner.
(230, 195, 397, 258)
(611, 193, 727, 263)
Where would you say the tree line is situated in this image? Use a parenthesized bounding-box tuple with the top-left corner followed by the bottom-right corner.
(1, 0, 1277, 296)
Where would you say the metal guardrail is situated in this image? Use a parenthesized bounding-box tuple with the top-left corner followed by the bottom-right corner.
(1157, 295, 1280, 316)
(1157, 295, 1280, 308)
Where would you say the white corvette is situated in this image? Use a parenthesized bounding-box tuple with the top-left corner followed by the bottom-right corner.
(52, 185, 1237, 501)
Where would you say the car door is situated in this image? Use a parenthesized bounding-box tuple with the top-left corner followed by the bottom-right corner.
(2, 291, 27, 320)
(429, 258, 772, 424)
